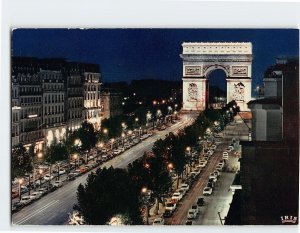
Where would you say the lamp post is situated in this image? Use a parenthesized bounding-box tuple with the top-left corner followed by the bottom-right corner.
(128, 130, 133, 143)
(73, 154, 78, 171)
(121, 133, 125, 147)
(38, 169, 43, 188)
(103, 128, 108, 142)
(141, 187, 149, 225)
(48, 164, 52, 191)
(111, 138, 115, 150)
(186, 147, 192, 174)
(18, 178, 23, 201)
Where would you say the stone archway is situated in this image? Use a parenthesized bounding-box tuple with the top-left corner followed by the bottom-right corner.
(181, 42, 252, 111)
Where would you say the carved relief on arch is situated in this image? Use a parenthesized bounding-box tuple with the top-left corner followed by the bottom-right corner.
(203, 64, 230, 77)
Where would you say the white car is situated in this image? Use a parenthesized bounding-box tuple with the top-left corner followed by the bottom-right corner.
(209, 173, 218, 182)
(37, 187, 48, 195)
(165, 202, 177, 213)
(211, 145, 217, 150)
(59, 169, 66, 175)
(101, 148, 108, 153)
(203, 187, 213, 196)
(30, 191, 42, 200)
(192, 168, 201, 176)
(113, 149, 121, 155)
(43, 174, 54, 181)
(213, 170, 220, 177)
(187, 209, 197, 219)
(208, 150, 214, 156)
(228, 145, 234, 151)
(197, 162, 206, 169)
(223, 151, 229, 156)
(172, 192, 183, 202)
(216, 164, 223, 171)
(222, 154, 229, 160)
(20, 196, 32, 205)
(180, 183, 190, 192)
(153, 218, 164, 225)
(53, 180, 63, 188)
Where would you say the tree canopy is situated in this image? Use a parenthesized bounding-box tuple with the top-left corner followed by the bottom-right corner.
(76, 167, 142, 225)
(11, 144, 33, 179)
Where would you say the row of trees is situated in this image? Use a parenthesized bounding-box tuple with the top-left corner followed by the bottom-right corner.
(76, 102, 239, 224)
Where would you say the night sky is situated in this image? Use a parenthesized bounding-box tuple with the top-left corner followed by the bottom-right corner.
(12, 29, 298, 93)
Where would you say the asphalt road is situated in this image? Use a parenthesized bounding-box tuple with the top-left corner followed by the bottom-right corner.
(12, 113, 196, 225)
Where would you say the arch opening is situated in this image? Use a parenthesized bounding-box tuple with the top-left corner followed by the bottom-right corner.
(206, 69, 227, 109)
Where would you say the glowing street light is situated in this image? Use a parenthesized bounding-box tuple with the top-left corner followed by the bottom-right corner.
(111, 138, 115, 150)
(103, 128, 108, 134)
(18, 178, 23, 201)
(141, 187, 147, 193)
(167, 163, 174, 170)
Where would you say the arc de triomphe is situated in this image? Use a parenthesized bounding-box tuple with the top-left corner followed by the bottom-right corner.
(180, 42, 252, 112)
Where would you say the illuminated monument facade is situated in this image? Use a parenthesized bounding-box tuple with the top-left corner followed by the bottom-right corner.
(180, 42, 253, 111)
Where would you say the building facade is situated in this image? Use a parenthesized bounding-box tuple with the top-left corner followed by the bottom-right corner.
(11, 57, 101, 152)
(12, 59, 44, 152)
(83, 72, 102, 130)
(40, 69, 67, 146)
(226, 58, 299, 225)
(100, 88, 123, 119)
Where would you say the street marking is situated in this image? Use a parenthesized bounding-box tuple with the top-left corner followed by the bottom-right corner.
(14, 200, 59, 225)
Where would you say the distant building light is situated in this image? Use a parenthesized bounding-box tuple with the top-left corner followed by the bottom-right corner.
(12, 106, 21, 110)
(28, 114, 38, 118)
(122, 102, 125, 105)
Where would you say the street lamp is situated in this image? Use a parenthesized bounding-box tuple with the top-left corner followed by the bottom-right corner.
(141, 187, 149, 225)
(186, 147, 192, 174)
(111, 138, 115, 150)
(73, 154, 78, 171)
(18, 178, 23, 201)
(38, 169, 43, 188)
(167, 163, 174, 171)
(121, 133, 125, 147)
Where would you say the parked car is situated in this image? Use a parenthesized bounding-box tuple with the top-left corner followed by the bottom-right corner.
(30, 191, 42, 200)
(180, 183, 190, 192)
(222, 154, 229, 160)
(216, 164, 223, 171)
(211, 144, 217, 150)
(213, 170, 220, 177)
(12, 201, 23, 213)
(44, 174, 55, 181)
(187, 209, 197, 219)
(59, 169, 66, 175)
(209, 173, 218, 182)
(171, 192, 183, 202)
(20, 196, 32, 205)
(207, 181, 215, 190)
(163, 210, 173, 218)
(152, 218, 164, 225)
(196, 162, 204, 169)
(191, 204, 199, 215)
(185, 220, 193, 225)
(53, 180, 63, 188)
(165, 202, 177, 213)
(12, 190, 19, 199)
(37, 187, 48, 196)
(203, 187, 213, 196)
(197, 197, 205, 206)
(67, 174, 76, 181)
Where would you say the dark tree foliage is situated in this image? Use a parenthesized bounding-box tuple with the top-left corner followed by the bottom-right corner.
(169, 136, 186, 178)
(11, 144, 33, 179)
(76, 167, 142, 225)
(44, 142, 69, 164)
(78, 121, 97, 152)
